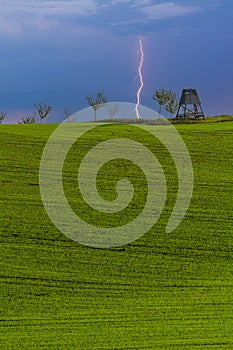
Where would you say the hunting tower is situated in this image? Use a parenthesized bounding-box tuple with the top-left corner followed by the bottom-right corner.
(176, 88, 205, 119)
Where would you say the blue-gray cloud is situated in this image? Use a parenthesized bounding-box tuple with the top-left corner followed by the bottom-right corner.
(0, 0, 98, 34)
(139, 2, 200, 20)
(0, 0, 204, 35)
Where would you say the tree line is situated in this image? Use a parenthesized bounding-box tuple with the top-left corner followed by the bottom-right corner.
(86, 89, 179, 121)
(0, 88, 179, 124)
(86, 89, 179, 120)
(0, 103, 53, 124)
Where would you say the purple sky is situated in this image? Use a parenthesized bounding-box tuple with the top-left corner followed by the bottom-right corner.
(0, 0, 233, 123)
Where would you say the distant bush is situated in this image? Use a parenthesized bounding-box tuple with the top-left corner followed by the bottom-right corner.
(98, 118, 169, 125)
(170, 115, 233, 124)
(98, 115, 233, 125)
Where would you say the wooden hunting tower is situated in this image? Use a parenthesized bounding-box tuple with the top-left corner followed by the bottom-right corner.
(176, 88, 205, 119)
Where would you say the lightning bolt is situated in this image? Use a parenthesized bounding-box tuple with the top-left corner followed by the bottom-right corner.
(135, 38, 144, 119)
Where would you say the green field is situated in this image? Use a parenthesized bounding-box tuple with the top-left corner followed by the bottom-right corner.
(0, 122, 232, 349)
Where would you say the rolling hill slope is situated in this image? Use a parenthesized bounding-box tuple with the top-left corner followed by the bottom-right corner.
(0, 122, 232, 349)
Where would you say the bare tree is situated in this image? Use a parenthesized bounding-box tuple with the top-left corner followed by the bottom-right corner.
(34, 102, 52, 123)
(63, 108, 73, 119)
(86, 92, 108, 121)
(108, 103, 119, 120)
(0, 111, 6, 124)
(165, 92, 179, 118)
(18, 115, 36, 124)
(152, 88, 172, 115)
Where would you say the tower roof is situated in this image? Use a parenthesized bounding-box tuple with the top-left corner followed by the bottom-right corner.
(179, 89, 201, 105)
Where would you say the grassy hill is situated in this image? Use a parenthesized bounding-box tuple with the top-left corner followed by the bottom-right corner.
(0, 122, 232, 349)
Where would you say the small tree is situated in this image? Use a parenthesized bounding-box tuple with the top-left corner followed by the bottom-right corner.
(34, 102, 52, 123)
(63, 108, 73, 119)
(152, 88, 172, 115)
(165, 92, 179, 118)
(0, 111, 6, 124)
(18, 115, 36, 124)
(87, 92, 107, 121)
(108, 103, 119, 120)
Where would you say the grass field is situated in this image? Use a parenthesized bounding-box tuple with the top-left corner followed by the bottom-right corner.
(0, 121, 233, 349)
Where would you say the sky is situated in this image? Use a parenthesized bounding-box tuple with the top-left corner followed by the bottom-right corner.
(0, 0, 233, 123)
